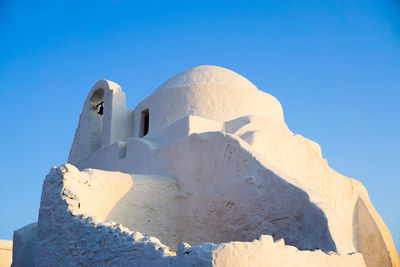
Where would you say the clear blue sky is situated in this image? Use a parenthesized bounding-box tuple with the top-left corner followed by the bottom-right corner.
(1, 0, 399, 250)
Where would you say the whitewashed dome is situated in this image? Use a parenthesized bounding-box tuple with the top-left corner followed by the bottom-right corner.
(134, 65, 286, 135)
(156, 65, 259, 93)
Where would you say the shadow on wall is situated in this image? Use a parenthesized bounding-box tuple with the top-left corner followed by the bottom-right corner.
(102, 133, 337, 253)
(353, 197, 392, 267)
(105, 175, 179, 250)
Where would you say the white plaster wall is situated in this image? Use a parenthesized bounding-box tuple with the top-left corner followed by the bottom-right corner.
(61, 167, 179, 249)
(74, 129, 340, 250)
(73, 113, 399, 266)
(0, 240, 12, 267)
(234, 120, 400, 266)
(33, 164, 367, 267)
(212, 235, 366, 267)
(68, 80, 133, 164)
(11, 223, 36, 267)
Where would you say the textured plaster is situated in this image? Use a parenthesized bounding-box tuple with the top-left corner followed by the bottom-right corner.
(13, 65, 399, 266)
(34, 165, 366, 266)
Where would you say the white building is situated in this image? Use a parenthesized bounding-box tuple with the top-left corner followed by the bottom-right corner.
(11, 66, 399, 266)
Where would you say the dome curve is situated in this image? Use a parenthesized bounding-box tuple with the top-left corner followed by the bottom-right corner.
(133, 65, 287, 136)
(155, 65, 259, 93)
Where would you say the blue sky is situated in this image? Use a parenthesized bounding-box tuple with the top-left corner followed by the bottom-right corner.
(0, 0, 399, 250)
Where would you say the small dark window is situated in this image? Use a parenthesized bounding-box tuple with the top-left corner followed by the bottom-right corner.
(140, 109, 149, 137)
(96, 101, 104, 115)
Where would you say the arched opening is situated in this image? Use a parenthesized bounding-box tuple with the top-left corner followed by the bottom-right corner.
(88, 88, 105, 152)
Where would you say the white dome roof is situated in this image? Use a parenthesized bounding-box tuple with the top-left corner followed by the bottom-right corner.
(134, 65, 286, 135)
(155, 65, 259, 93)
